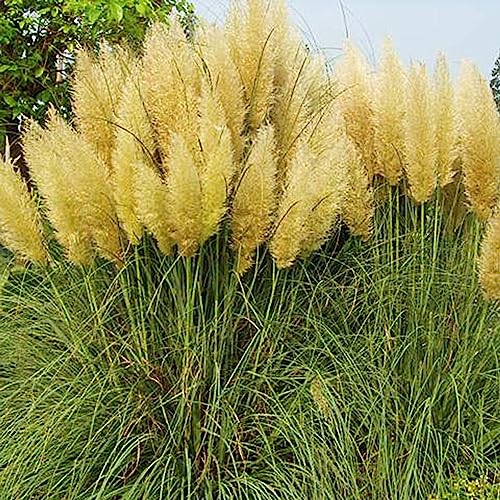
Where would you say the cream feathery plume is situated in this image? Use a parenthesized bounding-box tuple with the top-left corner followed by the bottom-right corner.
(319, 92, 373, 240)
(166, 133, 202, 256)
(269, 138, 313, 268)
(403, 62, 437, 204)
(23, 118, 94, 264)
(373, 37, 406, 185)
(479, 207, 500, 301)
(270, 108, 347, 267)
(112, 65, 156, 244)
(72, 45, 131, 169)
(23, 110, 122, 264)
(340, 134, 374, 240)
(231, 125, 277, 273)
(142, 20, 201, 158)
(456, 61, 500, 220)
(334, 40, 377, 180)
(196, 24, 245, 159)
(271, 0, 327, 136)
(299, 108, 349, 253)
(0, 154, 46, 263)
(197, 83, 235, 242)
(271, 0, 300, 91)
(270, 106, 351, 265)
(273, 48, 327, 178)
(227, 0, 276, 131)
(135, 161, 174, 255)
(434, 52, 458, 187)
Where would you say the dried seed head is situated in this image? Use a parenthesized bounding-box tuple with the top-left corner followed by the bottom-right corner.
(227, 0, 276, 131)
(197, 24, 246, 159)
(0, 155, 46, 264)
(112, 65, 155, 244)
(73, 45, 132, 169)
(434, 52, 458, 187)
(24, 110, 121, 264)
(403, 62, 437, 204)
(166, 133, 202, 256)
(334, 40, 377, 180)
(142, 20, 201, 158)
(231, 125, 277, 273)
(197, 83, 235, 242)
(373, 37, 406, 185)
(270, 139, 314, 268)
(135, 160, 174, 255)
(479, 207, 500, 301)
(456, 61, 500, 220)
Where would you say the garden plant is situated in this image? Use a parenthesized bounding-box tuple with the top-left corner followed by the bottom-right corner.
(0, 0, 499, 498)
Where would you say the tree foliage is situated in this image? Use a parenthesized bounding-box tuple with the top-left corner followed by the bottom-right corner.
(490, 51, 500, 111)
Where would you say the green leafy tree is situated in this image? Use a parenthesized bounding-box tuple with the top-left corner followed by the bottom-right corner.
(490, 51, 500, 111)
(0, 0, 195, 173)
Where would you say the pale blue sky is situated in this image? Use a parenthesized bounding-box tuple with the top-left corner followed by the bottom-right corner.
(191, 0, 500, 76)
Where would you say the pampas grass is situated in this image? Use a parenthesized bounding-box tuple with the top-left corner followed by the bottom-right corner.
(1, 3, 500, 499)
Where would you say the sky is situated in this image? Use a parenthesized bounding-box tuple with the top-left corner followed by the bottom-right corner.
(191, 0, 500, 76)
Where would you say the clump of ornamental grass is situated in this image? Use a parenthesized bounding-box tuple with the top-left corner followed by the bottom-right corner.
(0, 2, 499, 497)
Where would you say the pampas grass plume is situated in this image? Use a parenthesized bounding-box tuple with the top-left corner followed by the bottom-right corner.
(456, 61, 500, 220)
(197, 83, 235, 242)
(403, 62, 437, 204)
(73, 46, 131, 168)
(434, 52, 458, 187)
(270, 139, 313, 268)
(166, 133, 202, 256)
(112, 65, 155, 244)
(299, 111, 349, 254)
(135, 160, 175, 255)
(231, 125, 277, 273)
(341, 134, 374, 240)
(334, 41, 377, 180)
(24, 110, 121, 264)
(373, 37, 406, 185)
(227, 0, 276, 131)
(479, 207, 500, 300)
(271, 106, 351, 266)
(197, 24, 245, 159)
(0, 154, 46, 264)
(142, 20, 201, 158)
(23, 116, 94, 264)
